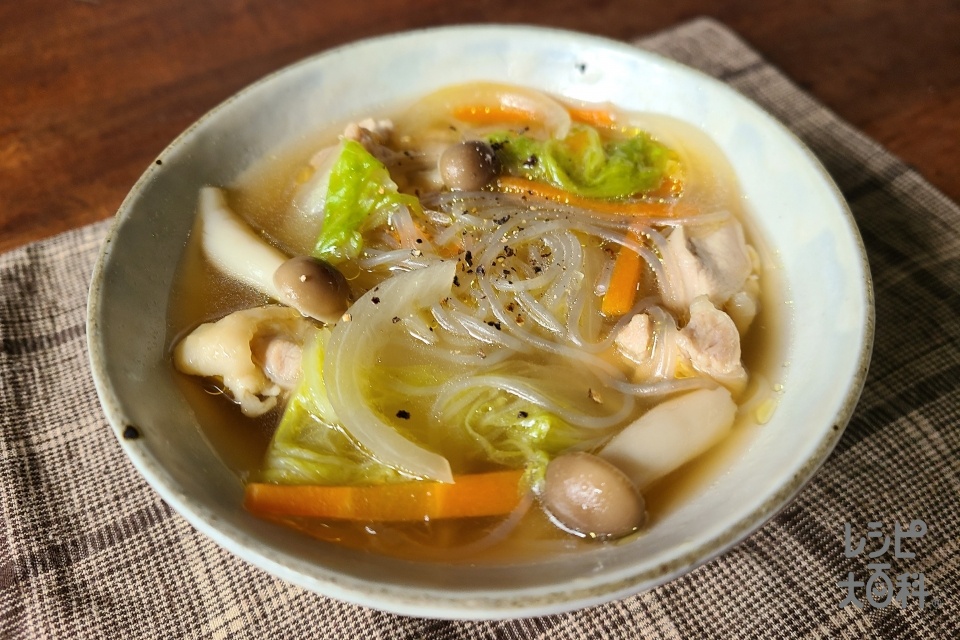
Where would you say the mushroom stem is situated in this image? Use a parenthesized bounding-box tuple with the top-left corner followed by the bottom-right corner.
(199, 186, 287, 300)
(599, 386, 736, 490)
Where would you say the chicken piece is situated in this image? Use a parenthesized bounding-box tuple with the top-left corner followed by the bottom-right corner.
(174, 306, 315, 417)
(251, 334, 304, 390)
(614, 310, 682, 382)
(675, 296, 747, 394)
(346, 118, 448, 193)
(615, 313, 653, 364)
(662, 218, 754, 317)
(342, 118, 396, 164)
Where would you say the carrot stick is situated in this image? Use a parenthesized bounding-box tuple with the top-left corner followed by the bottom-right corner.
(452, 104, 534, 127)
(567, 106, 616, 128)
(602, 227, 646, 316)
(452, 103, 616, 130)
(496, 176, 692, 218)
(244, 470, 524, 522)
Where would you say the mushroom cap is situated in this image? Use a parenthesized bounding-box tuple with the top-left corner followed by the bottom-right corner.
(541, 452, 646, 539)
(273, 256, 351, 324)
(439, 140, 499, 191)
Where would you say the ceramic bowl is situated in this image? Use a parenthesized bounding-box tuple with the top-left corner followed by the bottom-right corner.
(87, 25, 873, 619)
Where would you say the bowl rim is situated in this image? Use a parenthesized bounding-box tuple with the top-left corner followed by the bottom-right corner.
(87, 23, 875, 619)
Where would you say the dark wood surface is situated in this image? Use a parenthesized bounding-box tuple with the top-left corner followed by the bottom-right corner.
(1, 0, 958, 253)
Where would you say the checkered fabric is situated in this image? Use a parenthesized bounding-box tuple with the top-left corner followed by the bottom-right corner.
(2, 17, 957, 639)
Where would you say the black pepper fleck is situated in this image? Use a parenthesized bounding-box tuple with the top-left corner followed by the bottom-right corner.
(123, 425, 140, 440)
(154, 159, 162, 166)
(453, 275, 460, 287)
(396, 410, 411, 419)
(518, 411, 529, 418)
(392, 316, 401, 323)
(464, 250, 473, 266)
(372, 297, 380, 304)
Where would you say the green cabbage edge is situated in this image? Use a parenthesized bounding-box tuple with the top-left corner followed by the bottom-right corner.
(487, 123, 674, 199)
(312, 139, 422, 264)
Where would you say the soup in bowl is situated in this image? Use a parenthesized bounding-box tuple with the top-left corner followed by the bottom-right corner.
(88, 25, 872, 618)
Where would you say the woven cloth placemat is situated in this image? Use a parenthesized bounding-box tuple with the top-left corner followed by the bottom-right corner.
(2, 17, 958, 639)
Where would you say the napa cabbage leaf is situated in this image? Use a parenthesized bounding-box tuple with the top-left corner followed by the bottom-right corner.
(261, 327, 606, 487)
(258, 329, 404, 485)
(312, 140, 422, 264)
(487, 124, 676, 199)
(438, 385, 603, 487)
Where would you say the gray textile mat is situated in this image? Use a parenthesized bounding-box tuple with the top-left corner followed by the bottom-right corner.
(2, 16, 958, 639)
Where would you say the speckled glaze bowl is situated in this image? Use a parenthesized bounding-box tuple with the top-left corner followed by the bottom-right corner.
(87, 25, 873, 619)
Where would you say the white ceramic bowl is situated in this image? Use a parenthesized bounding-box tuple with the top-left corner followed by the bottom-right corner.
(88, 25, 873, 619)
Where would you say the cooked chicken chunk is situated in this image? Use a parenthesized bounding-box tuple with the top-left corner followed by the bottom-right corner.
(676, 296, 747, 394)
(251, 334, 304, 390)
(615, 313, 653, 364)
(173, 306, 314, 417)
(342, 118, 395, 163)
(614, 310, 681, 381)
(345, 118, 446, 192)
(662, 218, 755, 321)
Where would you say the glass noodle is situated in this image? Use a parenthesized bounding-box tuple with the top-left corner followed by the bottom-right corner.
(166, 82, 784, 562)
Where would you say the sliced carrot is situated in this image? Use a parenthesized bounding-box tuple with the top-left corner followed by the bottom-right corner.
(567, 106, 616, 128)
(244, 470, 524, 522)
(452, 103, 614, 131)
(647, 174, 683, 200)
(602, 227, 646, 316)
(496, 176, 693, 218)
(452, 104, 534, 127)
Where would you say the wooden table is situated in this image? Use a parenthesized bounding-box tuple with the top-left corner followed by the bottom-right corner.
(1, 0, 957, 254)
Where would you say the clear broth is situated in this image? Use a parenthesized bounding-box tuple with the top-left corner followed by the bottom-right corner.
(166, 104, 789, 563)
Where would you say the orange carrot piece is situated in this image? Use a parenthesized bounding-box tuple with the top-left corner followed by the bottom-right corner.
(497, 176, 692, 218)
(452, 103, 615, 130)
(244, 470, 524, 522)
(567, 106, 616, 128)
(602, 227, 646, 316)
(452, 104, 534, 127)
(646, 174, 684, 200)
